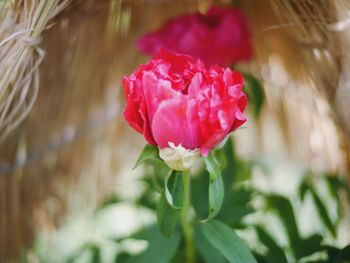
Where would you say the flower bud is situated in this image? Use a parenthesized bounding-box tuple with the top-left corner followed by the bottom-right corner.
(122, 50, 247, 157)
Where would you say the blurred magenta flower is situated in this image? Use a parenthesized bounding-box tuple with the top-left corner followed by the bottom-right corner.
(137, 6, 252, 67)
(123, 50, 247, 157)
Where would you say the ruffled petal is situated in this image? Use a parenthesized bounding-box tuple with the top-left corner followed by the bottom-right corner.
(151, 97, 200, 150)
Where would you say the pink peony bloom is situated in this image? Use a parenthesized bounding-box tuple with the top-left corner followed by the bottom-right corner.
(123, 50, 247, 157)
(137, 6, 252, 67)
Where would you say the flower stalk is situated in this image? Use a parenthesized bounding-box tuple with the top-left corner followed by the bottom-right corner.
(181, 170, 195, 263)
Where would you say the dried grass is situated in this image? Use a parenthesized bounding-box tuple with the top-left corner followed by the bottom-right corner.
(0, 0, 71, 144)
(268, 0, 350, 173)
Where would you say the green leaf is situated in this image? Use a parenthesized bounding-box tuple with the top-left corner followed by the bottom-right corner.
(208, 172, 224, 220)
(296, 234, 323, 259)
(325, 176, 342, 222)
(251, 253, 269, 263)
(218, 187, 254, 225)
(122, 225, 181, 263)
(164, 171, 183, 209)
(201, 219, 257, 263)
(324, 245, 350, 263)
(235, 159, 254, 184)
(90, 245, 101, 263)
(157, 189, 181, 237)
(133, 144, 159, 169)
(265, 194, 301, 257)
(191, 169, 209, 219)
(309, 188, 336, 237)
(217, 139, 255, 225)
(298, 180, 309, 201)
(96, 194, 121, 212)
(194, 225, 227, 263)
(221, 138, 237, 186)
(340, 245, 350, 261)
(299, 175, 336, 237)
(65, 243, 101, 263)
(115, 252, 132, 263)
(243, 73, 265, 119)
(156, 171, 183, 236)
(203, 152, 225, 220)
(266, 196, 324, 260)
(326, 176, 350, 203)
(204, 152, 221, 181)
(324, 246, 342, 263)
(255, 226, 288, 263)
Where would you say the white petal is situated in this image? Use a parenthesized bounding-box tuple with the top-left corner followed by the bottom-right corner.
(159, 143, 200, 171)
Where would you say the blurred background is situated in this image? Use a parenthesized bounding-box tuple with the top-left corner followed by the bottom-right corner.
(1, 0, 350, 262)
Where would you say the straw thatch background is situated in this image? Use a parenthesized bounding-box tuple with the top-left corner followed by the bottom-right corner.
(1, 0, 350, 262)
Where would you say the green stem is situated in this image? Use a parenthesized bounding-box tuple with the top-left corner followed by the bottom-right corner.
(181, 170, 195, 263)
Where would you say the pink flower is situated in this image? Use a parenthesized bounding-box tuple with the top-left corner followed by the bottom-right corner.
(123, 50, 247, 157)
(138, 6, 252, 67)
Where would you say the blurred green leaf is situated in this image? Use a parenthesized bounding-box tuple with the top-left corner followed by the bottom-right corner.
(252, 253, 269, 263)
(326, 177, 340, 201)
(299, 175, 337, 237)
(298, 180, 309, 201)
(218, 187, 254, 225)
(194, 224, 227, 263)
(297, 234, 323, 259)
(265, 194, 301, 257)
(323, 244, 350, 263)
(309, 188, 336, 238)
(255, 226, 288, 263)
(138, 183, 157, 210)
(217, 139, 255, 225)
(133, 144, 159, 169)
(115, 252, 132, 263)
(91, 245, 101, 263)
(265, 194, 331, 260)
(201, 219, 257, 263)
(221, 138, 256, 187)
(325, 176, 342, 224)
(96, 194, 121, 212)
(120, 225, 181, 263)
(325, 246, 341, 261)
(66, 243, 101, 263)
(243, 73, 265, 119)
(221, 138, 237, 186)
(325, 176, 350, 213)
(156, 171, 183, 236)
(340, 245, 350, 261)
(235, 159, 254, 184)
(192, 169, 209, 219)
(157, 189, 181, 237)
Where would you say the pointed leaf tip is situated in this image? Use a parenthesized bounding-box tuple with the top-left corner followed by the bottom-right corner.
(133, 144, 160, 169)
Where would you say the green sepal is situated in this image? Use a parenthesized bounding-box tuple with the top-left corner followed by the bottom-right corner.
(133, 144, 159, 169)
